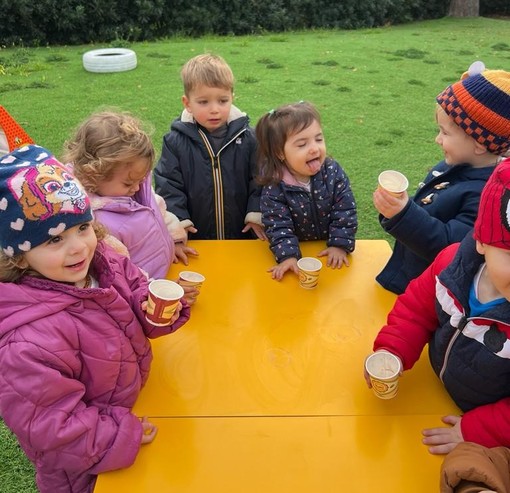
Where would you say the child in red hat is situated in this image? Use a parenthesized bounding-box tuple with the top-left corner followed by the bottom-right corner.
(365, 156, 510, 455)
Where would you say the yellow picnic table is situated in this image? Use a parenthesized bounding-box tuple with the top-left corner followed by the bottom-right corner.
(96, 239, 459, 493)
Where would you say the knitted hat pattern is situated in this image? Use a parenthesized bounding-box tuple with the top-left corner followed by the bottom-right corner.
(436, 68, 510, 155)
(474, 157, 510, 250)
(0, 144, 92, 257)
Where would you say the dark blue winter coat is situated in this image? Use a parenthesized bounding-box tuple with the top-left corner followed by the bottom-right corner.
(154, 106, 261, 240)
(261, 158, 357, 263)
(376, 160, 496, 294)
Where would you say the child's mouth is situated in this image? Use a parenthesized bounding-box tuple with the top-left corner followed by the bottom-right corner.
(306, 158, 322, 173)
(66, 260, 86, 271)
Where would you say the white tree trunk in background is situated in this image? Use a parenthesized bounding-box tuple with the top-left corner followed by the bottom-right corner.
(449, 0, 479, 16)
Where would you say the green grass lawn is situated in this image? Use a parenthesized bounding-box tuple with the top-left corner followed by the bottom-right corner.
(0, 16, 509, 491)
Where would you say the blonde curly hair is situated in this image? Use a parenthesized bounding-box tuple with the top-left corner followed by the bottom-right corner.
(62, 110, 155, 193)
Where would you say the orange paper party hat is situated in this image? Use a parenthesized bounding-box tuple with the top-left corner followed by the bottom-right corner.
(0, 106, 34, 151)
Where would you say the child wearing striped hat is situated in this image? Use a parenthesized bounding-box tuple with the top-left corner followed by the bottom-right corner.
(374, 61, 510, 294)
(365, 156, 510, 456)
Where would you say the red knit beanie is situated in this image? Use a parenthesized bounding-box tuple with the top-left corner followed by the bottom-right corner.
(474, 157, 510, 249)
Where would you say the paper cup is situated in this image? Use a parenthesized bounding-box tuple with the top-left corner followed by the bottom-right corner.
(378, 170, 409, 196)
(178, 271, 205, 290)
(297, 257, 323, 289)
(146, 280, 184, 326)
(365, 352, 401, 399)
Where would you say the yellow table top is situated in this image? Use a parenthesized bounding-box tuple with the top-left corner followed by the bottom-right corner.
(96, 240, 459, 492)
(96, 415, 445, 493)
(133, 240, 457, 417)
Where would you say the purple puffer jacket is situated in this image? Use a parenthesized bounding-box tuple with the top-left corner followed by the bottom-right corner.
(90, 172, 174, 279)
(0, 242, 190, 493)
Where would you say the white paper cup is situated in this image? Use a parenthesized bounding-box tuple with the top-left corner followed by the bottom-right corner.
(365, 351, 401, 399)
(297, 257, 323, 289)
(146, 279, 184, 326)
(378, 170, 409, 196)
(178, 271, 205, 290)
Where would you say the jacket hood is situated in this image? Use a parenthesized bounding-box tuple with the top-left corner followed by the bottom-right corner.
(171, 105, 249, 141)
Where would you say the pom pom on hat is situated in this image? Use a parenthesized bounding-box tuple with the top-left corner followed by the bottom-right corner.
(436, 62, 510, 155)
(474, 157, 510, 250)
(0, 144, 92, 257)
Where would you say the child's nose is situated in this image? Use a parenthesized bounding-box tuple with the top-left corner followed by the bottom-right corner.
(70, 238, 87, 253)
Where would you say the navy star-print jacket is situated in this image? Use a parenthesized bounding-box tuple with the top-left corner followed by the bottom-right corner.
(261, 158, 357, 263)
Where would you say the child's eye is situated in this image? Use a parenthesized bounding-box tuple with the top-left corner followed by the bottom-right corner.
(48, 236, 62, 245)
(79, 223, 91, 232)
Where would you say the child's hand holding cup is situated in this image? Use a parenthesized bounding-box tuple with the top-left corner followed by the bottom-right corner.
(364, 351, 402, 399)
(377, 170, 409, 197)
(145, 279, 184, 326)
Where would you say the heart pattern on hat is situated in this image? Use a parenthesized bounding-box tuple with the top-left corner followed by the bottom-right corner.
(0, 144, 93, 257)
(48, 223, 66, 236)
(18, 241, 31, 251)
(10, 218, 24, 231)
(3, 246, 14, 257)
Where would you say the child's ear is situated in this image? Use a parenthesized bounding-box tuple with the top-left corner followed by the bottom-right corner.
(473, 140, 489, 156)
(182, 95, 190, 111)
(475, 240, 485, 255)
(17, 257, 29, 269)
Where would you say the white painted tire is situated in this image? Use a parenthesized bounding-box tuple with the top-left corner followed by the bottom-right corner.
(82, 48, 137, 73)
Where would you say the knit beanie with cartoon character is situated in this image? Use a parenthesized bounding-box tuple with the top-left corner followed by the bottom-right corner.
(436, 62, 510, 156)
(0, 144, 92, 257)
(474, 156, 510, 249)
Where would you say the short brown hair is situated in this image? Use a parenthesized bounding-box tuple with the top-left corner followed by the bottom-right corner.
(181, 54, 234, 96)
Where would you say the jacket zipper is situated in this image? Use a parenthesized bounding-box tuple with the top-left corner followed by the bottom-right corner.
(198, 127, 247, 240)
(438, 315, 502, 382)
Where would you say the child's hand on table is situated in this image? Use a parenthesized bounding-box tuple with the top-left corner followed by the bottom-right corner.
(267, 257, 298, 281)
(174, 243, 199, 265)
(317, 246, 349, 269)
(140, 416, 158, 444)
(422, 415, 464, 454)
(243, 222, 268, 241)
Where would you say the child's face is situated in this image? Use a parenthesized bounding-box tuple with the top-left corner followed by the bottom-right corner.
(282, 119, 326, 182)
(95, 158, 149, 197)
(476, 241, 510, 301)
(435, 107, 479, 165)
(20, 222, 97, 285)
(182, 84, 232, 133)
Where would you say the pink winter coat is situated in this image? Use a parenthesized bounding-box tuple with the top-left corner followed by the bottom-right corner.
(0, 242, 190, 493)
(90, 172, 175, 279)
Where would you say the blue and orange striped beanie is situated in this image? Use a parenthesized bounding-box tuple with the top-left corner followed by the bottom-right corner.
(437, 64, 510, 156)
